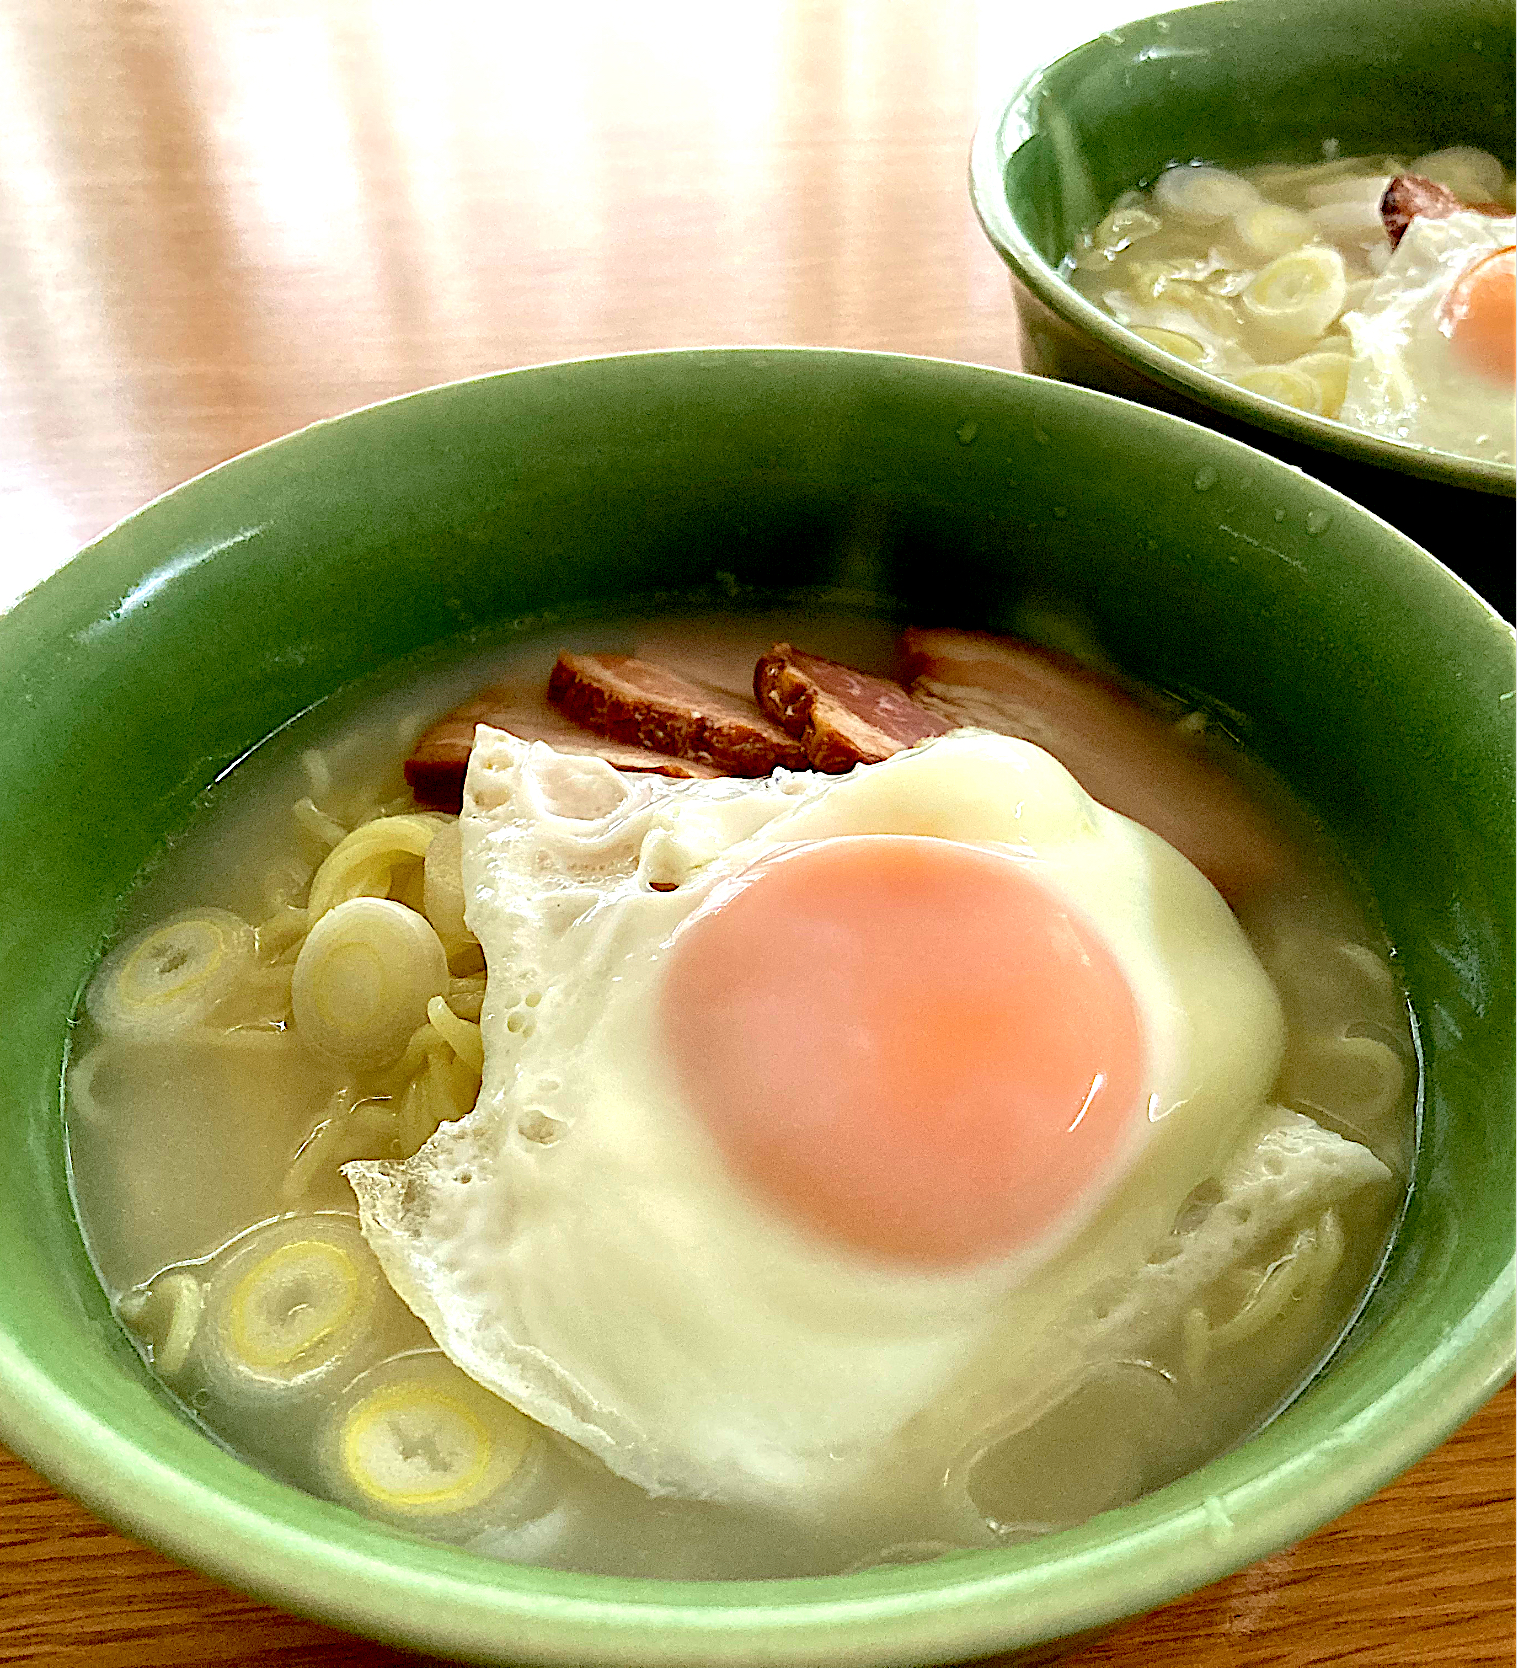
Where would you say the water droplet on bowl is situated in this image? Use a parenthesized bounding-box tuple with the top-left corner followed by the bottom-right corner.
(1305, 510, 1331, 536)
(957, 421, 978, 445)
(1272, 508, 1286, 523)
(1192, 467, 1217, 492)
(1033, 427, 1050, 446)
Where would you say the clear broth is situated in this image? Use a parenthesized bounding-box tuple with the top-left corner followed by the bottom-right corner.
(65, 601, 1416, 1579)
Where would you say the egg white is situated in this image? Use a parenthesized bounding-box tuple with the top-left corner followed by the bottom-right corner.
(1339, 210, 1516, 463)
(344, 729, 1301, 1516)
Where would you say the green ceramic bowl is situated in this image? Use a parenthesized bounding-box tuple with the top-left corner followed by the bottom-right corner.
(969, 0, 1516, 616)
(0, 350, 1511, 1667)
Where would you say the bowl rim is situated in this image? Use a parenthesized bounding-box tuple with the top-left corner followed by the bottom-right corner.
(0, 346, 1513, 1667)
(967, 0, 1517, 499)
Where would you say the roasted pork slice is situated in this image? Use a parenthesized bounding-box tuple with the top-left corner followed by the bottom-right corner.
(1379, 173, 1504, 248)
(548, 651, 809, 776)
(753, 642, 954, 771)
(898, 627, 1290, 903)
(405, 681, 722, 812)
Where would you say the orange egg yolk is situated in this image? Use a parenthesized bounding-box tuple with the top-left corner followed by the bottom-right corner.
(659, 835, 1145, 1268)
(1442, 245, 1515, 384)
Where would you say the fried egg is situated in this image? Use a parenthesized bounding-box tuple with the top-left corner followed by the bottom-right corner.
(345, 729, 1306, 1516)
(1339, 210, 1516, 462)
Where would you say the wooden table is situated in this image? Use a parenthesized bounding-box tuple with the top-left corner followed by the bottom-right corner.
(0, 3, 1511, 1663)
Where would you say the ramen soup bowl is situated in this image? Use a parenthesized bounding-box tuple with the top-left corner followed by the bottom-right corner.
(969, 0, 1517, 616)
(0, 350, 1512, 1667)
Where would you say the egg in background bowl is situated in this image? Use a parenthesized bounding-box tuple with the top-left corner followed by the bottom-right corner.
(0, 349, 1510, 1667)
(1339, 213, 1516, 456)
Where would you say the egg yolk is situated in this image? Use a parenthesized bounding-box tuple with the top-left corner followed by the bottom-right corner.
(1442, 245, 1515, 384)
(660, 835, 1145, 1268)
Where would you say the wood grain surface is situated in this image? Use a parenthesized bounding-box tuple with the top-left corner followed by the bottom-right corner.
(0, 2, 1511, 1664)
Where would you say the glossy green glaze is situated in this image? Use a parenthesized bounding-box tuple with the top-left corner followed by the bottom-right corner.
(0, 351, 1511, 1667)
(970, 0, 1517, 614)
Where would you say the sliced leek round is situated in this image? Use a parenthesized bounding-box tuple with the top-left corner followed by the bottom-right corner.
(1410, 145, 1505, 202)
(1241, 246, 1348, 346)
(1235, 364, 1324, 413)
(1151, 164, 1261, 225)
(1234, 203, 1314, 259)
(292, 897, 450, 1069)
(1149, 286, 1242, 343)
(228, 1240, 358, 1369)
(324, 1352, 540, 1524)
(205, 1215, 383, 1390)
(1308, 198, 1386, 242)
(1304, 173, 1392, 210)
(1131, 326, 1211, 367)
(87, 910, 255, 1040)
(1287, 348, 1352, 419)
